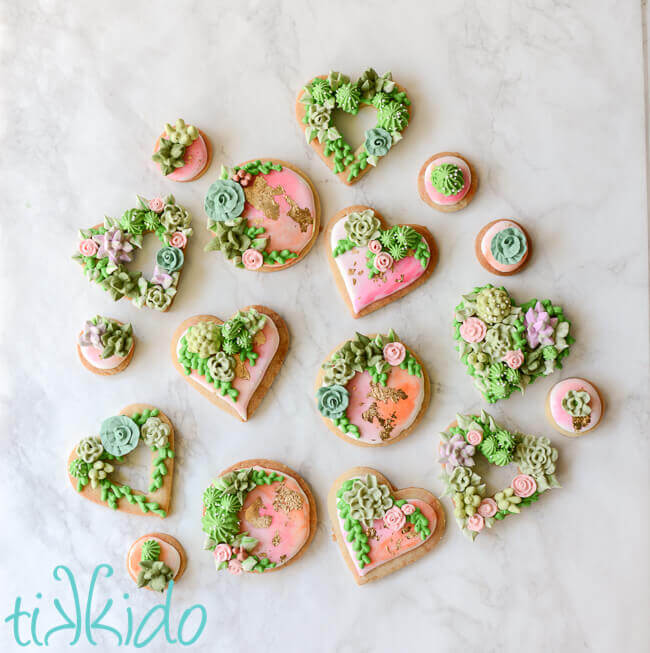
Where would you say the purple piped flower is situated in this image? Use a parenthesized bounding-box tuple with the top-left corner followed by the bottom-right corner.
(79, 320, 106, 349)
(93, 228, 134, 265)
(439, 433, 475, 473)
(150, 265, 173, 289)
(523, 301, 558, 349)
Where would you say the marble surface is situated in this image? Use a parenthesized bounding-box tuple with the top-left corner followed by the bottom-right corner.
(1, 1, 648, 651)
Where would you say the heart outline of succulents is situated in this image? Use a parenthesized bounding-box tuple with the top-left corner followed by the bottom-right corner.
(171, 306, 289, 422)
(204, 159, 320, 271)
(328, 467, 445, 585)
(296, 69, 412, 185)
(325, 205, 437, 318)
(67, 404, 175, 517)
(314, 330, 430, 447)
(72, 195, 192, 312)
(453, 284, 574, 403)
(438, 412, 561, 541)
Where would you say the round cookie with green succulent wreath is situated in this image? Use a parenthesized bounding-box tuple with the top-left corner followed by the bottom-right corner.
(296, 69, 411, 185)
(439, 411, 560, 541)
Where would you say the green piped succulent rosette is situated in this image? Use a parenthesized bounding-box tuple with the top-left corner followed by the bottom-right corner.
(72, 195, 192, 312)
(78, 315, 133, 359)
(453, 284, 574, 403)
(67, 407, 175, 517)
(439, 411, 560, 541)
(298, 69, 411, 183)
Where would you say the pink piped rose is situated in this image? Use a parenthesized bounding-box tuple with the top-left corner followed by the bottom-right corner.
(466, 429, 483, 445)
(227, 559, 243, 575)
(374, 252, 394, 272)
(459, 317, 487, 343)
(79, 239, 98, 257)
(242, 248, 264, 270)
(170, 232, 187, 249)
(502, 349, 524, 370)
(368, 239, 382, 254)
(477, 498, 497, 518)
(512, 474, 537, 498)
(383, 506, 406, 531)
(213, 543, 232, 563)
(466, 513, 485, 532)
(383, 341, 406, 366)
(148, 197, 165, 213)
(401, 503, 415, 516)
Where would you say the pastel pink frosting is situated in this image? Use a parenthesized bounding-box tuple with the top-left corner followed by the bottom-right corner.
(512, 474, 537, 498)
(155, 132, 209, 181)
(480, 220, 528, 273)
(548, 378, 602, 433)
(424, 155, 471, 205)
(79, 342, 130, 371)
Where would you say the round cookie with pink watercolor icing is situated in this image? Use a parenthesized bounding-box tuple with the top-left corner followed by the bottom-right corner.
(204, 159, 320, 271)
(77, 315, 134, 376)
(315, 330, 430, 447)
(475, 219, 531, 275)
(546, 377, 604, 437)
(127, 533, 187, 593)
(201, 460, 317, 576)
(418, 151, 478, 212)
(152, 118, 211, 182)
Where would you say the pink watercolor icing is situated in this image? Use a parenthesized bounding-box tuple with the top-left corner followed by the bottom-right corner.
(155, 132, 209, 181)
(480, 220, 528, 273)
(549, 378, 602, 433)
(127, 536, 182, 580)
(330, 217, 429, 314)
(242, 167, 315, 259)
(336, 494, 436, 576)
(177, 318, 280, 420)
(79, 343, 130, 370)
(424, 155, 471, 205)
(344, 368, 424, 444)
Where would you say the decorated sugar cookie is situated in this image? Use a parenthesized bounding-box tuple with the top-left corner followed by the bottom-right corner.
(418, 152, 478, 212)
(127, 533, 187, 593)
(77, 316, 134, 375)
(152, 118, 211, 181)
(204, 159, 320, 270)
(328, 467, 445, 584)
(296, 69, 411, 185)
(439, 411, 560, 541)
(171, 306, 289, 422)
(67, 404, 174, 517)
(454, 284, 574, 402)
(546, 377, 604, 437)
(475, 219, 531, 275)
(73, 195, 192, 312)
(315, 330, 429, 446)
(326, 205, 437, 318)
(201, 460, 316, 575)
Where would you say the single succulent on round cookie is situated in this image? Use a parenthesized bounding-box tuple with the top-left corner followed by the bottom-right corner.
(186, 322, 222, 359)
(490, 227, 527, 265)
(562, 389, 592, 417)
(475, 287, 512, 324)
(431, 163, 464, 196)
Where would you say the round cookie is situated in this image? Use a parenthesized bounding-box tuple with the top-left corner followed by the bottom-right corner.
(418, 152, 478, 212)
(546, 377, 604, 437)
(127, 533, 187, 593)
(152, 118, 212, 182)
(77, 315, 135, 376)
(475, 219, 531, 275)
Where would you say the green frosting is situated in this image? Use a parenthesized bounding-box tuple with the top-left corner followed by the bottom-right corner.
(160, 203, 192, 231)
(490, 227, 527, 265)
(341, 475, 393, 528)
(156, 246, 184, 273)
(206, 351, 236, 382)
(378, 225, 422, 261)
(76, 436, 104, 464)
(357, 68, 396, 99)
(204, 179, 245, 223)
(364, 127, 391, 157)
(69, 458, 90, 480)
(186, 321, 222, 358)
(316, 384, 349, 419)
(100, 415, 140, 456)
(478, 424, 515, 466)
(204, 217, 253, 265)
(431, 163, 464, 196)
(140, 416, 170, 449)
(201, 487, 243, 544)
(335, 82, 361, 114)
(144, 284, 172, 311)
(453, 485, 485, 519)
(322, 357, 356, 386)
(344, 209, 381, 247)
(88, 460, 114, 489)
(483, 324, 514, 359)
(494, 487, 522, 514)
(164, 118, 198, 146)
(447, 466, 483, 493)
(327, 70, 349, 91)
(310, 78, 334, 104)
(137, 560, 174, 592)
(99, 320, 133, 359)
(562, 389, 591, 417)
(213, 468, 256, 504)
(306, 104, 333, 143)
(515, 435, 559, 491)
(152, 139, 186, 176)
(101, 268, 141, 301)
(376, 101, 409, 131)
(140, 539, 161, 562)
(333, 332, 385, 375)
(475, 287, 512, 324)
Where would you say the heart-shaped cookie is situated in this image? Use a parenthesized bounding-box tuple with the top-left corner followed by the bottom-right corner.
(296, 69, 412, 185)
(67, 404, 175, 517)
(171, 306, 289, 421)
(315, 330, 429, 447)
(329, 467, 445, 585)
(326, 206, 437, 318)
(453, 284, 574, 402)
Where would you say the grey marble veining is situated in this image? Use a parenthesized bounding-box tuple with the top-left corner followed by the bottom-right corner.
(0, 1, 648, 651)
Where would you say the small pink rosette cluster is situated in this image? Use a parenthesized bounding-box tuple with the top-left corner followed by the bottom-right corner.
(511, 474, 537, 498)
(459, 317, 487, 343)
(383, 505, 406, 531)
(383, 341, 406, 366)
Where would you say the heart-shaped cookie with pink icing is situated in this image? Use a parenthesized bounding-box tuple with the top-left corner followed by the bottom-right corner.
(171, 306, 289, 422)
(325, 206, 437, 318)
(329, 467, 445, 585)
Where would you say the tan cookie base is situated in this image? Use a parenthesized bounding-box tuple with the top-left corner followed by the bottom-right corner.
(328, 467, 445, 585)
(324, 206, 438, 318)
(474, 219, 532, 276)
(67, 403, 175, 517)
(153, 128, 212, 182)
(295, 76, 412, 186)
(127, 533, 187, 592)
(77, 321, 135, 376)
(417, 152, 478, 212)
(314, 334, 430, 447)
(545, 379, 605, 437)
(170, 305, 290, 422)
(219, 459, 318, 574)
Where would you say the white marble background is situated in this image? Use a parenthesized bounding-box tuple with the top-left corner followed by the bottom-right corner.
(1, 1, 648, 651)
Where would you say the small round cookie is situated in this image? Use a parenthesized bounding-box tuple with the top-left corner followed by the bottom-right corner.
(77, 316, 134, 376)
(418, 152, 478, 212)
(152, 118, 212, 182)
(127, 533, 187, 593)
(546, 378, 604, 437)
(475, 219, 531, 275)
